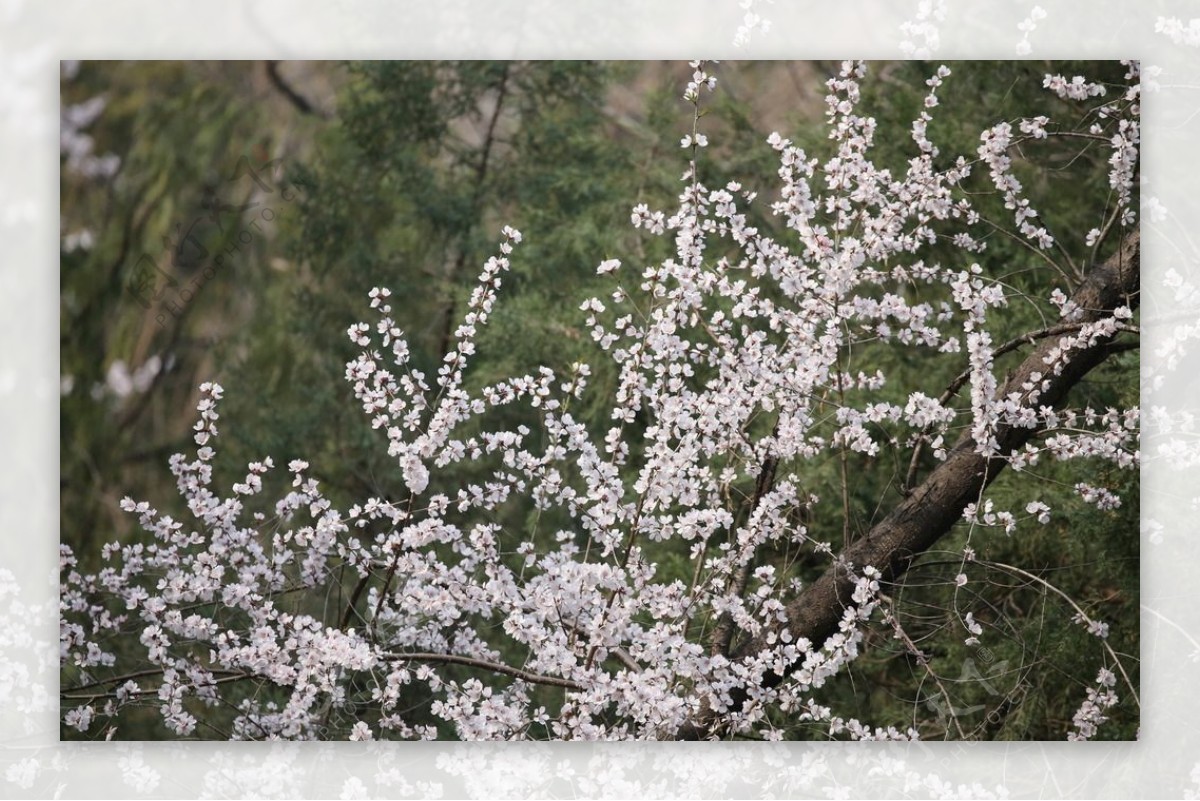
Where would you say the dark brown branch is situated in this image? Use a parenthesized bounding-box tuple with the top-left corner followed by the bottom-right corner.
(901, 317, 1137, 495)
(710, 436, 779, 658)
(63, 667, 176, 695)
(677, 230, 1139, 739)
(62, 667, 251, 699)
(383, 651, 583, 691)
(437, 64, 511, 360)
(264, 61, 330, 119)
(339, 571, 374, 630)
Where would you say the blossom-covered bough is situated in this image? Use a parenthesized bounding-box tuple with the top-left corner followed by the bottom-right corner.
(61, 61, 1140, 741)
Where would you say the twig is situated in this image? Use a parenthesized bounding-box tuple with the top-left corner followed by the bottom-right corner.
(710, 437, 779, 658)
(878, 591, 968, 740)
(978, 559, 1139, 709)
(383, 651, 583, 691)
(264, 61, 330, 119)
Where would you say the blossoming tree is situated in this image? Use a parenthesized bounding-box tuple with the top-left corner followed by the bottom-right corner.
(61, 60, 1140, 740)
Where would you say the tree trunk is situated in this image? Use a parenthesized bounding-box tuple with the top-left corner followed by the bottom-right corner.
(677, 230, 1139, 739)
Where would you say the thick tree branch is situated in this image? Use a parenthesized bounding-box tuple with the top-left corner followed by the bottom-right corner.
(902, 318, 1138, 494)
(678, 230, 1139, 739)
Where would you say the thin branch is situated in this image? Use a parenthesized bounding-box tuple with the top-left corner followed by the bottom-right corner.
(878, 591, 968, 740)
(63, 667, 174, 695)
(978, 559, 1139, 709)
(436, 64, 510, 361)
(977, 216, 1081, 285)
(563, 620, 642, 673)
(339, 571, 374, 631)
(264, 61, 330, 119)
(710, 434, 778, 658)
(382, 651, 583, 691)
(62, 671, 253, 703)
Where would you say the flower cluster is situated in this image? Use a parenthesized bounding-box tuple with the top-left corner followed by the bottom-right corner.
(978, 121, 1053, 249)
(60, 61, 1137, 742)
(1067, 667, 1119, 741)
(1043, 74, 1107, 102)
